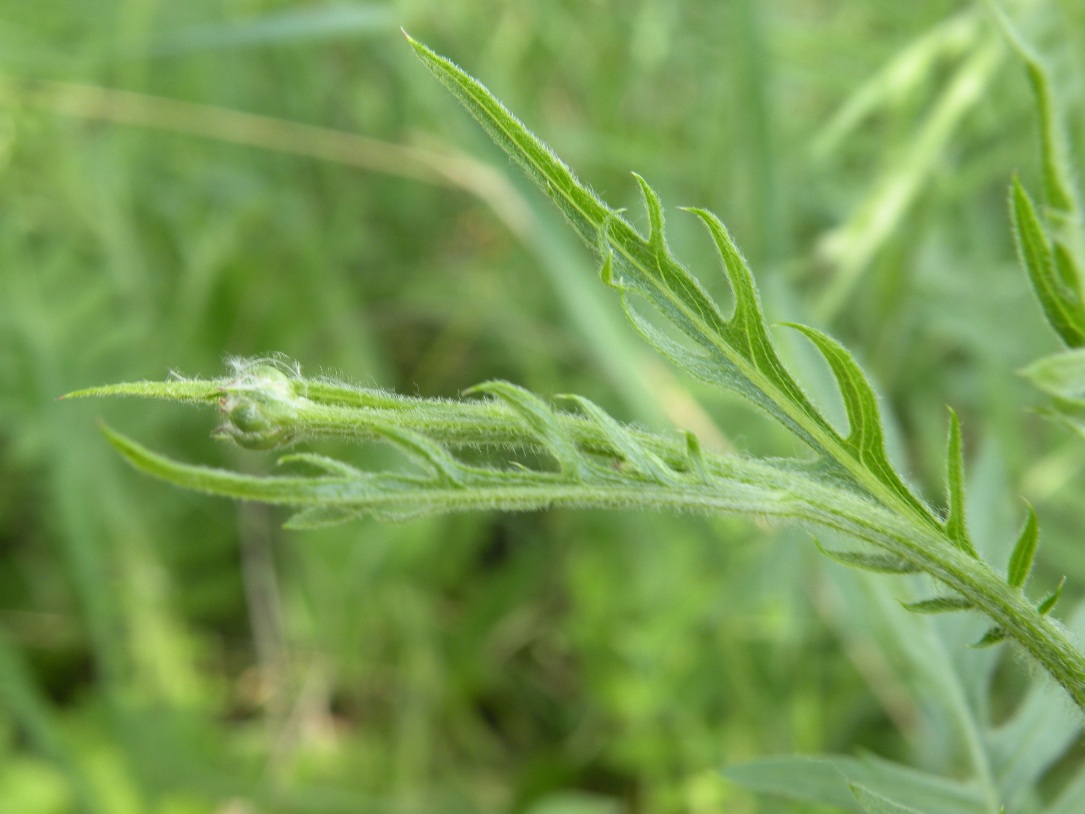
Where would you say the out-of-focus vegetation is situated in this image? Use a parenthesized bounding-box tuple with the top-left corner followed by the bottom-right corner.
(2, 1, 1085, 812)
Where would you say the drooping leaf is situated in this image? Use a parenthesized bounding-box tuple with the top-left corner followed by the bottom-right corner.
(277, 452, 364, 478)
(467, 381, 587, 478)
(559, 394, 676, 484)
(814, 539, 920, 574)
(969, 627, 1007, 649)
(365, 422, 467, 487)
(284, 506, 363, 530)
(901, 596, 975, 614)
(98, 420, 840, 525)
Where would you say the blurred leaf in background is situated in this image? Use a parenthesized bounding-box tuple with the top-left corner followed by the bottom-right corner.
(2, 1, 1085, 813)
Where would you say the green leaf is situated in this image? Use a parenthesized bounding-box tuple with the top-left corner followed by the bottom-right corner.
(783, 321, 934, 529)
(1037, 577, 1065, 616)
(467, 381, 586, 478)
(682, 431, 710, 483)
(814, 540, 920, 574)
(901, 596, 975, 614)
(559, 395, 676, 484)
(850, 784, 924, 814)
(283, 506, 363, 530)
(365, 422, 466, 487)
(1010, 178, 1085, 347)
(943, 408, 976, 556)
(150, 4, 395, 55)
(1020, 348, 1085, 402)
(61, 378, 226, 404)
(277, 452, 364, 478)
(722, 754, 986, 814)
(406, 32, 944, 533)
(986, 605, 1085, 808)
(1007, 503, 1039, 589)
(98, 421, 826, 524)
(969, 627, 1007, 649)
(993, 6, 1081, 217)
(66, 36, 1085, 719)
(995, 5, 1085, 351)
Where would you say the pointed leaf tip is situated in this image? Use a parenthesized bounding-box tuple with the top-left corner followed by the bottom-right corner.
(632, 173, 666, 251)
(468, 381, 584, 477)
(1037, 577, 1065, 616)
(1007, 503, 1039, 589)
(683, 430, 710, 482)
(784, 322, 935, 527)
(367, 423, 465, 487)
(1011, 178, 1085, 347)
(849, 783, 924, 814)
(944, 408, 977, 557)
(599, 253, 618, 289)
(901, 596, 974, 614)
(561, 394, 674, 484)
(285, 506, 362, 530)
(814, 539, 920, 574)
(969, 627, 1007, 649)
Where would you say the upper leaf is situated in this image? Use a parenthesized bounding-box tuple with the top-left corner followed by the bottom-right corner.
(995, 6, 1085, 348)
(1011, 178, 1085, 347)
(405, 32, 943, 534)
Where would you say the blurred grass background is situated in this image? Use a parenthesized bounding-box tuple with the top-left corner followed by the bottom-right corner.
(2, 1, 1085, 812)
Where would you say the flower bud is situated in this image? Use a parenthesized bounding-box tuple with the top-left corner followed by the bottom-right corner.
(215, 364, 299, 450)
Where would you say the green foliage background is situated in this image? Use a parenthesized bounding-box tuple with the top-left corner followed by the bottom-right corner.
(1, 1, 1084, 812)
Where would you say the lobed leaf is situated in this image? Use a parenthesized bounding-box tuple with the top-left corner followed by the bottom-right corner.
(784, 321, 935, 527)
(66, 36, 1085, 718)
(407, 32, 946, 536)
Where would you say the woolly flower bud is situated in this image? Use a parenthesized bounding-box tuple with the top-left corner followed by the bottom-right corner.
(214, 363, 300, 450)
